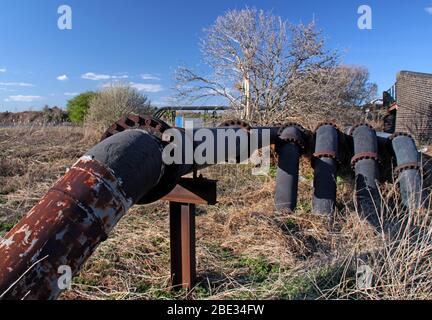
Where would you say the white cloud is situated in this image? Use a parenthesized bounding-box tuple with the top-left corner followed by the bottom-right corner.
(0, 68, 6, 73)
(0, 82, 35, 87)
(82, 72, 128, 81)
(112, 75, 129, 79)
(129, 82, 163, 93)
(82, 72, 111, 80)
(64, 92, 79, 96)
(5, 95, 43, 102)
(426, 6, 432, 14)
(57, 74, 68, 81)
(141, 73, 161, 81)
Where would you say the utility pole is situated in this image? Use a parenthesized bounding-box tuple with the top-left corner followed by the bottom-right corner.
(243, 75, 251, 121)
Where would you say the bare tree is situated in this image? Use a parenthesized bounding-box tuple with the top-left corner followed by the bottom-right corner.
(175, 8, 376, 124)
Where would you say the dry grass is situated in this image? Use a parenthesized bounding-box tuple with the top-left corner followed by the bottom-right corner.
(0, 126, 431, 300)
(0, 126, 89, 227)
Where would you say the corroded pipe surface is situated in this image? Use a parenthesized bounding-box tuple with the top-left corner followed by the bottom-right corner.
(274, 126, 304, 212)
(0, 116, 422, 300)
(391, 133, 422, 209)
(351, 124, 381, 224)
(313, 124, 339, 215)
(0, 130, 165, 300)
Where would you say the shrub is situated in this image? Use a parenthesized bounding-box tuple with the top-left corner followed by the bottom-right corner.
(84, 84, 154, 135)
(67, 92, 97, 124)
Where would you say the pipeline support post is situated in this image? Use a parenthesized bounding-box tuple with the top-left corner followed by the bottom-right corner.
(169, 202, 196, 290)
(162, 177, 217, 291)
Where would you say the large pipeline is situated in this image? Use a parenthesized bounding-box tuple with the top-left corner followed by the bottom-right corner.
(0, 122, 278, 299)
(0, 115, 426, 299)
(0, 130, 165, 299)
(350, 124, 381, 224)
(274, 126, 305, 212)
(312, 124, 339, 215)
(390, 133, 422, 210)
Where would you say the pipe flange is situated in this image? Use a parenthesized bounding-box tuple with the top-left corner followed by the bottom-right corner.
(348, 122, 376, 136)
(218, 119, 251, 132)
(351, 151, 381, 169)
(280, 137, 305, 150)
(277, 124, 306, 151)
(278, 122, 307, 136)
(311, 150, 341, 169)
(389, 132, 415, 141)
(313, 150, 341, 163)
(100, 114, 171, 142)
(314, 121, 340, 133)
(393, 162, 422, 177)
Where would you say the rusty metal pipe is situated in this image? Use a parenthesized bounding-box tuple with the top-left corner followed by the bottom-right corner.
(0, 122, 284, 299)
(350, 124, 381, 224)
(391, 134, 422, 210)
(312, 125, 339, 215)
(0, 129, 165, 300)
(274, 126, 304, 212)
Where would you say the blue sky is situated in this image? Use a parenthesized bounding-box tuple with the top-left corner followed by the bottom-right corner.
(0, 0, 431, 111)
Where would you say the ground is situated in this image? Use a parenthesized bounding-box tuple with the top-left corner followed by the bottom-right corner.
(0, 126, 431, 300)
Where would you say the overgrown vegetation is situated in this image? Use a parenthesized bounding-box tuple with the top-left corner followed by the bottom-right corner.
(84, 83, 154, 135)
(67, 91, 97, 124)
(1, 126, 430, 300)
(0, 5, 430, 301)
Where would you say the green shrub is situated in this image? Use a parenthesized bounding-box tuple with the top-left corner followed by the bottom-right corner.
(67, 92, 97, 124)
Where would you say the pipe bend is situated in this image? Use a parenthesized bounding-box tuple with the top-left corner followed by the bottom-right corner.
(274, 126, 303, 212)
(351, 124, 381, 223)
(312, 124, 339, 215)
(86, 129, 166, 203)
(390, 133, 422, 209)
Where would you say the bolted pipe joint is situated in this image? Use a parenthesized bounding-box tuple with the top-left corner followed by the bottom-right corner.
(274, 125, 305, 212)
(390, 133, 422, 210)
(312, 123, 339, 215)
(350, 124, 381, 224)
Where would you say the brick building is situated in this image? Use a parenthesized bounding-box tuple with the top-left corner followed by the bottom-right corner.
(394, 71, 432, 143)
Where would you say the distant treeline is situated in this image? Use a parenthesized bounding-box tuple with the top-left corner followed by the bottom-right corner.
(0, 106, 69, 125)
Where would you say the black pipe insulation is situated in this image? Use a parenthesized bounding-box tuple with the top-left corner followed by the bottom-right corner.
(312, 125, 339, 215)
(351, 124, 381, 224)
(85, 129, 166, 204)
(274, 126, 304, 212)
(391, 134, 422, 209)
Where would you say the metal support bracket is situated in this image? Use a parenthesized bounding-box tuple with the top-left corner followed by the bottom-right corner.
(162, 177, 217, 290)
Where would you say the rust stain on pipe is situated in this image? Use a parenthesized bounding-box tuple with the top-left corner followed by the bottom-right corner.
(0, 157, 132, 300)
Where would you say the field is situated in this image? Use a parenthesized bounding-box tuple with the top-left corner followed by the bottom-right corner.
(1, 125, 431, 300)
